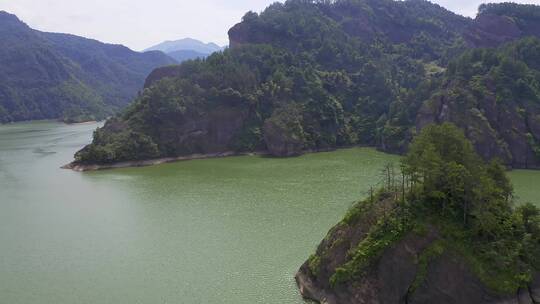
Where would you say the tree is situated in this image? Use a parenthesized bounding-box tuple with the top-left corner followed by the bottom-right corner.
(400, 123, 519, 227)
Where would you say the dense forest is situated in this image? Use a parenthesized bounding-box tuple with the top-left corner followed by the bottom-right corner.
(0, 11, 176, 123)
(74, 0, 540, 169)
(297, 123, 540, 303)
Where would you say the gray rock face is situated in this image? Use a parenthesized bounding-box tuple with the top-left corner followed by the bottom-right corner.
(263, 107, 306, 157)
(263, 121, 304, 157)
(298, 237, 539, 304)
(295, 198, 540, 304)
(530, 273, 540, 303)
(529, 114, 540, 141)
(409, 252, 518, 304)
(415, 85, 540, 169)
(464, 13, 522, 48)
(156, 106, 248, 155)
(517, 288, 533, 304)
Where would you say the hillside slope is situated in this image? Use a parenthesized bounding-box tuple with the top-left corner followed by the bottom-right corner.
(0, 11, 176, 123)
(72, 0, 540, 168)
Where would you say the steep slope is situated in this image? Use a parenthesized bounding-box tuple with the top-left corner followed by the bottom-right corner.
(416, 38, 540, 168)
(465, 3, 540, 48)
(229, 0, 470, 61)
(72, 0, 540, 168)
(297, 124, 540, 304)
(0, 11, 176, 123)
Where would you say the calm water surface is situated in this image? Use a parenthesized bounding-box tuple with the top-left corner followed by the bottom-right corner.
(0, 121, 538, 304)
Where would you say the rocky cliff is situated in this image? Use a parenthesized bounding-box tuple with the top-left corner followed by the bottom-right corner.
(72, 1, 540, 167)
(297, 125, 540, 304)
(414, 37, 540, 169)
(296, 196, 540, 304)
(464, 3, 540, 48)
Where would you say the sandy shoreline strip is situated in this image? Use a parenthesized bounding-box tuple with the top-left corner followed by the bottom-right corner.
(61, 151, 268, 172)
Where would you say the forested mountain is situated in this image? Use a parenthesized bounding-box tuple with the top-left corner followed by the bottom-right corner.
(0, 11, 176, 123)
(73, 0, 540, 169)
(144, 38, 224, 63)
(166, 49, 209, 63)
(416, 38, 540, 168)
(465, 3, 540, 47)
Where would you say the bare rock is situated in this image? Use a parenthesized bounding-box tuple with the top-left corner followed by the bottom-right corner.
(263, 107, 306, 157)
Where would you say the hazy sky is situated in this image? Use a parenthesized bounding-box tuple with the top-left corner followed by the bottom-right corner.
(0, 0, 538, 51)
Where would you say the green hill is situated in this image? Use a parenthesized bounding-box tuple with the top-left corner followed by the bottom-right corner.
(0, 11, 176, 123)
(73, 1, 540, 169)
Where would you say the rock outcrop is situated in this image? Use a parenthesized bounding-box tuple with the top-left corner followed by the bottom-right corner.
(416, 83, 540, 169)
(464, 14, 523, 48)
(531, 273, 540, 303)
(263, 107, 306, 157)
(296, 197, 540, 304)
(465, 3, 540, 48)
(73, 1, 540, 167)
(146, 106, 248, 156)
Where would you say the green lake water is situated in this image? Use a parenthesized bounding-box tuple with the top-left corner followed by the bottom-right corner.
(0, 121, 539, 304)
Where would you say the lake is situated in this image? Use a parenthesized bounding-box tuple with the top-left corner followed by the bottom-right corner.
(0, 121, 538, 304)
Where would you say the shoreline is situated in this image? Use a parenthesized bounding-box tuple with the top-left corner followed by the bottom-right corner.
(65, 120, 98, 125)
(61, 151, 269, 172)
(62, 146, 540, 172)
(61, 146, 354, 172)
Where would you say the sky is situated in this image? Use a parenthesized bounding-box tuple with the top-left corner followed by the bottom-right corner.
(0, 0, 538, 51)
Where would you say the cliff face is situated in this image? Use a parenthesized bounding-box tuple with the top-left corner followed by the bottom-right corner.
(211, 3, 540, 168)
(413, 36, 540, 169)
(296, 198, 540, 304)
(416, 87, 540, 169)
(73, 1, 540, 166)
(465, 3, 540, 48)
(464, 14, 523, 48)
(149, 106, 248, 156)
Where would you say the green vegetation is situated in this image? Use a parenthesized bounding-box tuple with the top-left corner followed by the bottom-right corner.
(322, 123, 540, 294)
(75, 0, 468, 163)
(0, 11, 175, 123)
(409, 240, 445, 292)
(479, 3, 540, 20)
(75, 0, 540, 167)
(331, 206, 413, 286)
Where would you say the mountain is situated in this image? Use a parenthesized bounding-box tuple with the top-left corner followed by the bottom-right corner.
(144, 38, 224, 62)
(465, 3, 540, 48)
(416, 38, 540, 169)
(166, 49, 209, 62)
(297, 124, 540, 304)
(72, 0, 540, 170)
(0, 11, 176, 123)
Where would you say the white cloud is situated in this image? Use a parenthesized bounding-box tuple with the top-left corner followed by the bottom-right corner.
(0, 0, 539, 51)
(434, 0, 540, 18)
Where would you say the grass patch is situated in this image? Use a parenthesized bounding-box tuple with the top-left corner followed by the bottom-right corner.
(409, 240, 446, 293)
(330, 207, 413, 286)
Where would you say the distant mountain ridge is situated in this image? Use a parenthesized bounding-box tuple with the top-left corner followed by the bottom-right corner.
(144, 38, 224, 62)
(166, 49, 209, 62)
(0, 11, 176, 123)
(144, 38, 223, 53)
